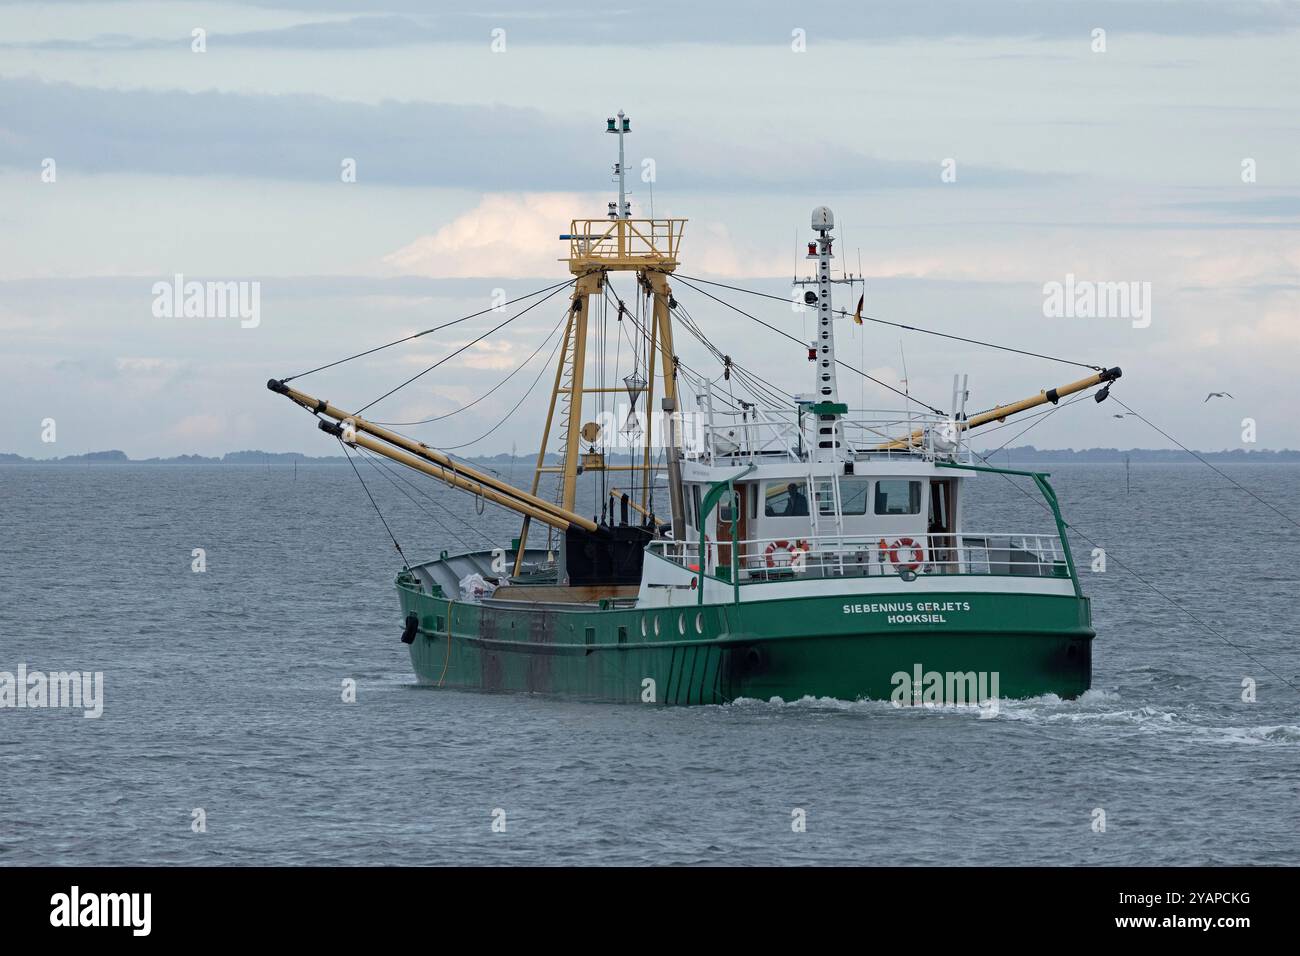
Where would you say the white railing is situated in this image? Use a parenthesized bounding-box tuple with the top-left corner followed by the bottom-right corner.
(647, 532, 1069, 582)
(841, 411, 962, 458)
(682, 404, 967, 463)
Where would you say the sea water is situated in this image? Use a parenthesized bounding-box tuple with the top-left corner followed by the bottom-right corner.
(1, 462, 1296, 865)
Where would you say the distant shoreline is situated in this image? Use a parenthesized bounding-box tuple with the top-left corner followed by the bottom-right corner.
(3, 445, 1297, 465)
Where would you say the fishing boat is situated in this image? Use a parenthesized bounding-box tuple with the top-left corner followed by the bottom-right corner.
(269, 114, 1122, 705)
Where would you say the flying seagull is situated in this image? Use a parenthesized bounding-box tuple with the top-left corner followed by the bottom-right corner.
(1111, 413, 1132, 419)
(1204, 391, 1234, 402)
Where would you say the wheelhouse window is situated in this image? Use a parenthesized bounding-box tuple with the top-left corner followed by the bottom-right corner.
(765, 480, 809, 517)
(812, 477, 870, 515)
(839, 477, 871, 515)
(874, 479, 923, 515)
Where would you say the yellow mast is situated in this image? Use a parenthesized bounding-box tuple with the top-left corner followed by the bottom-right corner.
(558, 272, 600, 513)
(640, 281, 658, 515)
(511, 213, 687, 573)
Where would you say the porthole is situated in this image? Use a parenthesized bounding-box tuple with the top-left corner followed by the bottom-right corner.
(640, 616, 648, 637)
(653, 617, 661, 637)
(677, 613, 686, 635)
(694, 612, 704, 634)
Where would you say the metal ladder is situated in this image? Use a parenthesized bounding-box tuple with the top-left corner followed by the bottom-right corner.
(809, 470, 845, 574)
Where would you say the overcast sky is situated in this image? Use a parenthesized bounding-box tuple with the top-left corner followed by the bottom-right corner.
(1, 0, 1297, 457)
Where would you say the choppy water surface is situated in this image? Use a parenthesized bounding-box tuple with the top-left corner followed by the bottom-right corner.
(1, 463, 1296, 865)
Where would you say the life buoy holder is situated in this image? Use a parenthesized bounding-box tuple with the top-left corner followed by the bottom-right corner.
(689, 533, 713, 573)
(765, 538, 811, 569)
(884, 537, 925, 572)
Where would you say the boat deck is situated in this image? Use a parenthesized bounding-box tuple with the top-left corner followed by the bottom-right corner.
(404, 547, 640, 608)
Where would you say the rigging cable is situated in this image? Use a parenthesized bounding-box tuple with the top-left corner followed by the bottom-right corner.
(355, 280, 575, 415)
(282, 277, 578, 383)
(672, 298, 795, 403)
(598, 285, 608, 516)
(604, 283, 754, 460)
(355, 444, 494, 550)
(371, 309, 569, 427)
(1111, 397, 1300, 531)
(612, 282, 625, 507)
(676, 309, 793, 410)
(672, 276, 947, 415)
(337, 438, 411, 573)
(356, 446, 471, 550)
(979, 393, 1093, 455)
(601, 283, 751, 415)
(673, 273, 1103, 372)
(434, 305, 571, 452)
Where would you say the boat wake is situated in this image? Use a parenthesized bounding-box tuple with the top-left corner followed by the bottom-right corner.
(724, 690, 1300, 745)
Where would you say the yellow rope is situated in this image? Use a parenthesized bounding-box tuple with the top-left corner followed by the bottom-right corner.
(437, 599, 455, 687)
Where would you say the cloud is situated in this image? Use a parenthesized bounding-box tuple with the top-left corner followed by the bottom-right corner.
(183, 15, 440, 49)
(383, 193, 813, 279)
(0, 77, 584, 189)
(7, 3, 1298, 47)
(460, 340, 523, 371)
(395, 340, 527, 371)
(0, 16, 441, 52)
(114, 356, 183, 374)
(52, 355, 184, 379)
(384, 193, 587, 277)
(1169, 196, 1300, 220)
(0, 77, 1043, 191)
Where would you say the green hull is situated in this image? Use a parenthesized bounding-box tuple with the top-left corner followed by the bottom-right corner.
(397, 573, 1093, 705)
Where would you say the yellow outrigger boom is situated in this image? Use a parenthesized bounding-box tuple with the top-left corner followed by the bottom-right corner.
(266, 379, 598, 533)
(873, 366, 1122, 451)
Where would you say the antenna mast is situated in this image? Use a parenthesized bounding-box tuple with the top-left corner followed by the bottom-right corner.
(607, 110, 631, 220)
(793, 206, 848, 462)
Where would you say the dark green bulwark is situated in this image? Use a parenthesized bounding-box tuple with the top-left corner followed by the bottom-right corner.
(398, 570, 1093, 705)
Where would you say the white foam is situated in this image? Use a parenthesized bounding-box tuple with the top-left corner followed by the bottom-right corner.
(722, 690, 1299, 747)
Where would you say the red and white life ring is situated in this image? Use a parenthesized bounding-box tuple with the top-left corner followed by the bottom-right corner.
(883, 537, 925, 572)
(765, 538, 811, 568)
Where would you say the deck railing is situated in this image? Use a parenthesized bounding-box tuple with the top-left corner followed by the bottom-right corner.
(646, 532, 1069, 582)
(683, 405, 967, 462)
(565, 218, 686, 265)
